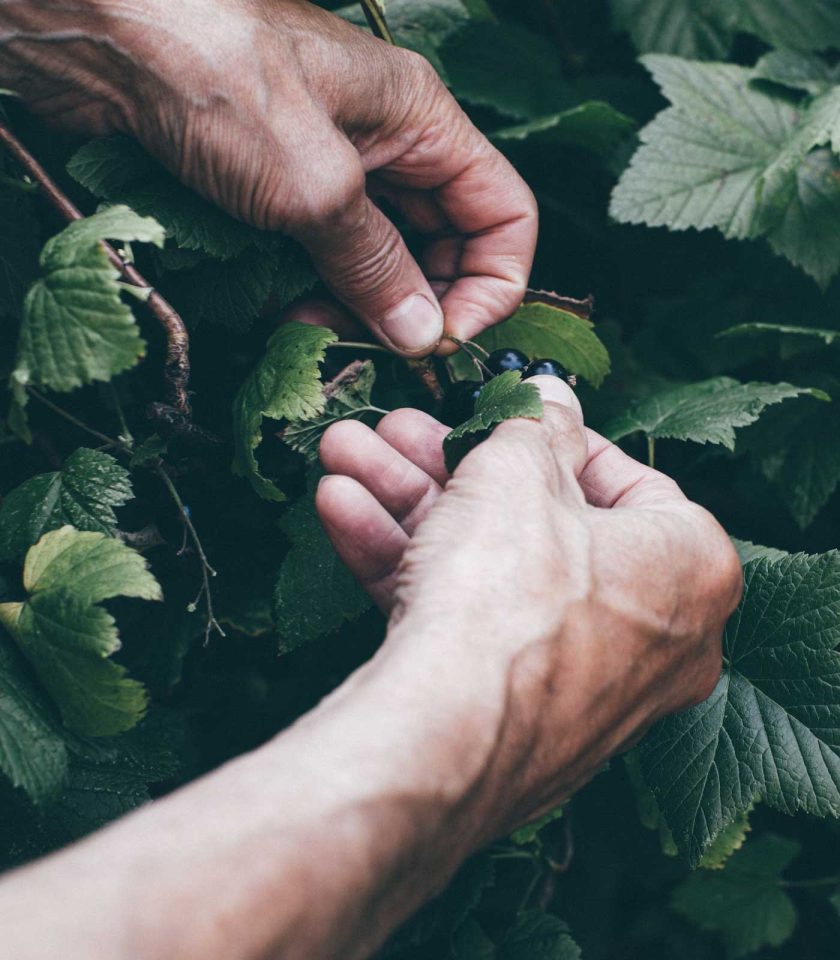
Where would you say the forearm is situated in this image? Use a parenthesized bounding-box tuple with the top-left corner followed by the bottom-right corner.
(0, 633, 506, 960)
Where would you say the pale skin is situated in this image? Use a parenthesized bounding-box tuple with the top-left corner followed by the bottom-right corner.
(0, 2, 744, 958)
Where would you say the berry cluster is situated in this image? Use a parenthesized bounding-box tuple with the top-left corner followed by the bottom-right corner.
(441, 348, 576, 426)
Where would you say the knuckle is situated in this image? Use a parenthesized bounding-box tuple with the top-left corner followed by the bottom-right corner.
(377, 407, 428, 438)
(397, 48, 442, 88)
(283, 158, 365, 232)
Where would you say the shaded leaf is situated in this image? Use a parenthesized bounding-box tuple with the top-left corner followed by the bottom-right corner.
(492, 102, 636, 159)
(443, 371, 543, 472)
(611, 0, 733, 59)
(232, 322, 337, 501)
(0, 448, 132, 561)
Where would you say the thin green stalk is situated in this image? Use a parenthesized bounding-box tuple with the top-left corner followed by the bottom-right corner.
(647, 436, 655, 469)
(327, 341, 390, 354)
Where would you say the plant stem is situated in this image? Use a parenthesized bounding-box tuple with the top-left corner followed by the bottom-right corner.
(783, 874, 840, 889)
(357, 0, 395, 43)
(109, 385, 135, 446)
(647, 436, 656, 469)
(0, 119, 192, 415)
(27, 388, 118, 447)
(327, 341, 390, 354)
(153, 463, 224, 644)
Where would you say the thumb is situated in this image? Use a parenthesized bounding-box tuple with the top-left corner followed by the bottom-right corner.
(290, 158, 444, 357)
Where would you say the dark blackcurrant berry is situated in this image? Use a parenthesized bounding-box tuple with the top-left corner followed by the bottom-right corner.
(485, 348, 529, 377)
(441, 380, 483, 427)
(524, 358, 574, 383)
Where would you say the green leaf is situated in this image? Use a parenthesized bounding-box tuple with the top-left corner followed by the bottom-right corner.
(443, 371, 543, 473)
(698, 811, 752, 870)
(283, 360, 379, 462)
(710, 0, 840, 52)
(0, 449, 133, 561)
(0, 527, 161, 737)
(510, 805, 565, 846)
(732, 539, 789, 564)
(753, 50, 840, 96)
(718, 322, 840, 350)
(639, 550, 840, 865)
(745, 392, 840, 529)
(128, 434, 167, 468)
(14, 205, 165, 393)
(0, 634, 67, 804)
(610, 57, 840, 284)
(452, 919, 496, 959)
(448, 300, 610, 388)
(672, 834, 800, 957)
(492, 102, 636, 159)
(67, 137, 266, 259)
(498, 911, 581, 960)
(611, 0, 733, 59)
(232, 322, 337, 501)
(603, 376, 819, 450)
(274, 494, 371, 651)
(442, 21, 569, 119)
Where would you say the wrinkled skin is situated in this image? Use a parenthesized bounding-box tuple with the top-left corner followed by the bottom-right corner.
(0, 0, 536, 355)
(318, 375, 743, 832)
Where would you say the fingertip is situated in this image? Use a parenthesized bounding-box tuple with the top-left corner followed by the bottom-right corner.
(529, 376, 583, 422)
(319, 418, 374, 472)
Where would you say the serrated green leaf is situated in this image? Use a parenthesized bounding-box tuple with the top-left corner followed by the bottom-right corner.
(128, 434, 167, 468)
(14, 205, 164, 393)
(0, 448, 132, 561)
(274, 493, 370, 651)
(0, 634, 67, 804)
(492, 102, 636, 159)
(709, 0, 840, 52)
(452, 918, 496, 959)
(753, 50, 840, 96)
(698, 811, 752, 870)
(639, 551, 840, 866)
(498, 911, 581, 960)
(0, 527, 161, 737)
(718, 322, 840, 349)
(67, 137, 264, 259)
(672, 834, 800, 957)
(732, 539, 789, 565)
(603, 377, 818, 450)
(232, 322, 337, 501)
(510, 805, 564, 846)
(610, 57, 840, 284)
(448, 302, 610, 387)
(611, 0, 733, 59)
(443, 371, 543, 473)
(283, 360, 379, 462)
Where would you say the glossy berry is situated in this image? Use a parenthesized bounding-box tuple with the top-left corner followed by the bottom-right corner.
(524, 358, 573, 382)
(485, 348, 529, 378)
(441, 380, 483, 427)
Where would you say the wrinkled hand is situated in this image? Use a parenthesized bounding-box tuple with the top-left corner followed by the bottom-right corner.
(0, 0, 536, 356)
(316, 377, 743, 834)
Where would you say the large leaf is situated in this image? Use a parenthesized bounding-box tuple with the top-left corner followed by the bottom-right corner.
(639, 551, 840, 865)
(283, 360, 380, 462)
(232, 322, 337, 501)
(492, 102, 635, 160)
(0, 448, 133, 561)
(0, 635, 67, 804)
(443, 371, 543, 472)
(672, 834, 800, 957)
(453, 911, 580, 960)
(0, 527, 161, 737)
(710, 0, 840, 52)
(448, 300, 610, 387)
(14, 205, 164, 393)
(610, 57, 840, 285)
(274, 493, 371, 651)
(611, 0, 733, 59)
(603, 377, 820, 450)
(753, 50, 840, 96)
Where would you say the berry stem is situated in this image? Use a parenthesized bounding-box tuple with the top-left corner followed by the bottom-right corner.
(647, 436, 656, 469)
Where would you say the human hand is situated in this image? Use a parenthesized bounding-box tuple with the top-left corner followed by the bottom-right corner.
(316, 376, 743, 835)
(0, 0, 536, 356)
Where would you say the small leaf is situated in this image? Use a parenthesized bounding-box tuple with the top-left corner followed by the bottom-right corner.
(639, 550, 840, 865)
(0, 634, 67, 804)
(718, 322, 840, 349)
(15, 205, 165, 393)
(0, 527, 161, 737)
(510, 805, 565, 846)
(443, 371, 543, 473)
(232, 322, 337, 501)
(672, 834, 800, 957)
(0, 448, 133, 561)
(128, 434, 167, 468)
(448, 301, 610, 387)
(283, 360, 379, 462)
(603, 376, 820, 450)
(492, 102, 636, 159)
(274, 492, 370, 651)
(498, 911, 581, 960)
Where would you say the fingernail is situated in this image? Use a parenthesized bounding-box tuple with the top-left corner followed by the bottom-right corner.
(529, 375, 581, 412)
(380, 295, 443, 354)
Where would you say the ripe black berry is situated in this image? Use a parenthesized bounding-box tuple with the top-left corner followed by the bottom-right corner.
(485, 348, 529, 378)
(441, 380, 483, 427)
(524, 358, 574, 383)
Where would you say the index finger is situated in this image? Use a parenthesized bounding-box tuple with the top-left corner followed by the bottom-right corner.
(374, 73, 537, 352)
